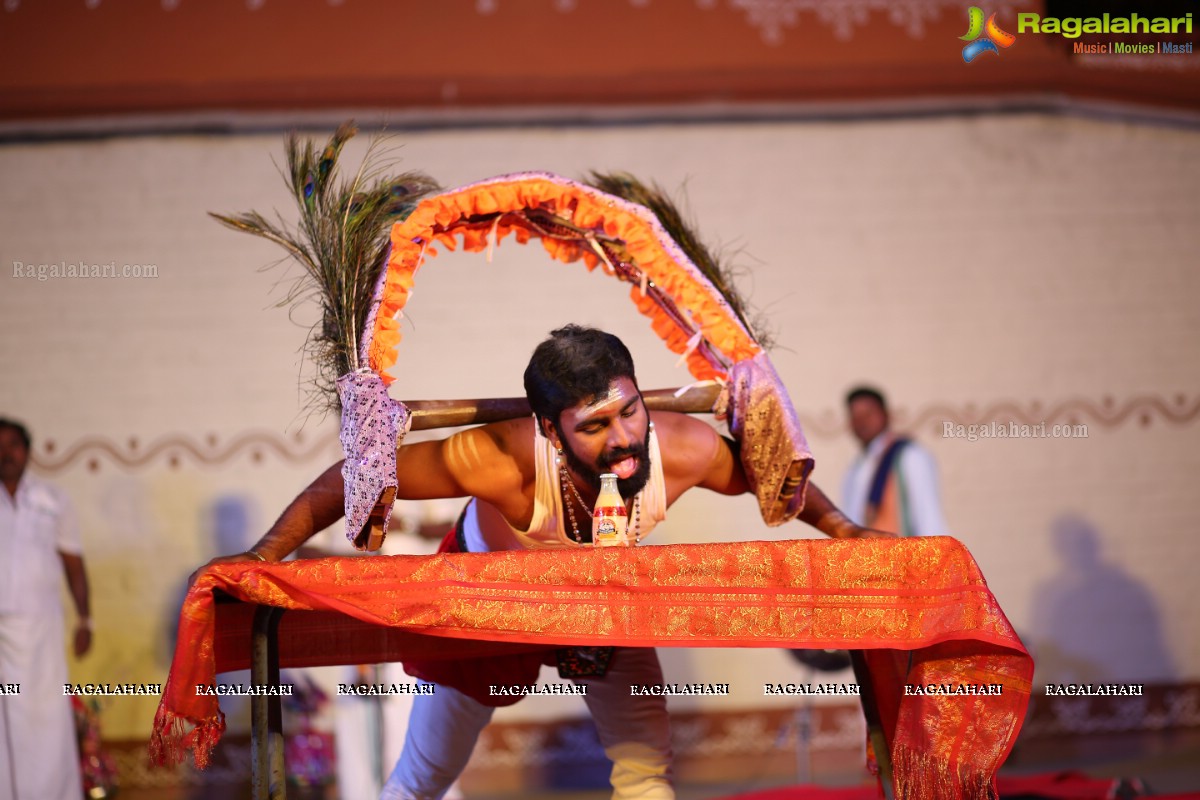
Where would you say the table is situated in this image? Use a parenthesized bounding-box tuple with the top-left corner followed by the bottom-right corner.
(152, 537, 1033, 800)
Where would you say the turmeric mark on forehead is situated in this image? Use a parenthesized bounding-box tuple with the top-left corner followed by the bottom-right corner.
(579, 386, 625, 417)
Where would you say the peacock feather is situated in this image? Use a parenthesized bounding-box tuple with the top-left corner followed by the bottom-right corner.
(211, 122, 440, 413)
(583, 171, 772, 349)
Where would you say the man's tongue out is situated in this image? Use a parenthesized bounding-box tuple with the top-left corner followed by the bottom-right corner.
(608, 455, 640, 480)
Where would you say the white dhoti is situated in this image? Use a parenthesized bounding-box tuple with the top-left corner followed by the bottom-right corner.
(380, 647, 674, 800)
(0, 613, 83, 800)
(306, 662, 440, 800)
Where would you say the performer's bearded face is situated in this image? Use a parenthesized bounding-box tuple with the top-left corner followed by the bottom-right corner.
(553, 377, 652, 499)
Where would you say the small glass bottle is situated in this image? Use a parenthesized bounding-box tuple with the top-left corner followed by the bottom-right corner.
(592, 473, 629, 547)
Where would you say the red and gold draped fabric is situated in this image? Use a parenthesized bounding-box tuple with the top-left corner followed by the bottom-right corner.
(151, 537, 1032, 800)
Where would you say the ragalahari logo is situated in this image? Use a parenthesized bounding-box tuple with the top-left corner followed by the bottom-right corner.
(960, 7, 1016, 62)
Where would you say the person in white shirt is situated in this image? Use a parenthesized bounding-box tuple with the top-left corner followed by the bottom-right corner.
(0, 417, 92, 800)
(840, 387, 949, 537)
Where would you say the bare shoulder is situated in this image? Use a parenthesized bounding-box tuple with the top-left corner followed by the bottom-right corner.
(651, 411, 724, 481)
(652, 410, 746, 498)
(392, 416, 537, 505)
(481, 416, 537, 466)
(444, 416, 537, 498)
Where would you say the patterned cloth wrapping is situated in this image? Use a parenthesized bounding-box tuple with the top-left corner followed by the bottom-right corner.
(150, 537, 1032, 800)
(716, 352, 816, 525)
(336, 370, 411, 549)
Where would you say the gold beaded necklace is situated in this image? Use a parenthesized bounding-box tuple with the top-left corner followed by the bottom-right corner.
(558, 453, 641, 545)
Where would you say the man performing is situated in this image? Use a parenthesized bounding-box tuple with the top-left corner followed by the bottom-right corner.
(197, 325, 890, 800)
(0, 418, 92, 800)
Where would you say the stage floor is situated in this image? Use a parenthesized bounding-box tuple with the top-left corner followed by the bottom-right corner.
(114, 727, 1200, 800)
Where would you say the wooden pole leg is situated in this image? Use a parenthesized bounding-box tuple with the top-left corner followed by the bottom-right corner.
(251, 605, 287, 800)
(850, 649, 897, 800)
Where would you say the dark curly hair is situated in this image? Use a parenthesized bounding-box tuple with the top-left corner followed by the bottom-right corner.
(845, 386, 887, 412)
(523, 325, 638, 430)
(0, 417, 31, 450)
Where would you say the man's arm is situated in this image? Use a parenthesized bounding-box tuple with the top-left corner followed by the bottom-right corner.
(52, 488, 92, 656)
(189, 460, 347, 580)
(249, 433, 501, 563)
(59, 552, 91, 657)
(796, 482, 893, 539)
(253, 460, 349, 561)
(657, 412, 748, 499)
(659, 412, 892, 539)
(190, 422, 528, 581)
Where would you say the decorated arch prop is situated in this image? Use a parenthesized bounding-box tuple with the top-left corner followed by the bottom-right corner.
(340, 171, 814, 549)
(211, 124, 813, 551)
(368, 172, 761, 383)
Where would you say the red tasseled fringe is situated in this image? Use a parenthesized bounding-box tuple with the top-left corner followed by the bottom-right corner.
(149, 706, 225, 770)
(892, 745, 997, 800)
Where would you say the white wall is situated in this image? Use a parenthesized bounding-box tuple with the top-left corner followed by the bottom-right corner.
(2, 112, 1197, 737)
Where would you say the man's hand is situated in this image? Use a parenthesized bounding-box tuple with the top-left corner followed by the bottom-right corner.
(847, 525, 898, 539)
(187, 551, 270, 589)
(795, 484, 899, 540)
(73, 621, 93, 658)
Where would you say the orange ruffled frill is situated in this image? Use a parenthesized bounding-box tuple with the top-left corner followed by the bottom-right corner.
(367, 174, 762, 384)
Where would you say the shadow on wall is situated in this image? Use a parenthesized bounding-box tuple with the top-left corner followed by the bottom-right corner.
(211, 495, 258, 558)
(1028, 514, 1176, 686)
(160, 495, 261, 663)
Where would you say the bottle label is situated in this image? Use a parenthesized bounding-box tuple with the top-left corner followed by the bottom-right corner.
(593, 507, 627, 547)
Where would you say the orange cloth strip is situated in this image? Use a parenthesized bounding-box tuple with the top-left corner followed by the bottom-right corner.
(151, 537, 1031, 800)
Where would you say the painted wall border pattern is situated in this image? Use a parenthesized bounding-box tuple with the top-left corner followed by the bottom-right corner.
(32, 428, 343, 474)
(31, 393, 1200, 474)
(2, 0, 1013, 45)
(715, 0, 1017, 44)
(1023, 683, 1200, 737)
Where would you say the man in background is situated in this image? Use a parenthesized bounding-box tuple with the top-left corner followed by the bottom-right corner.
(0, 417, 92, 800)
(841, 387, 949, 537)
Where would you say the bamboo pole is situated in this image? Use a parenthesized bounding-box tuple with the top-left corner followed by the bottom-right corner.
(404, 383, 723, 431)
